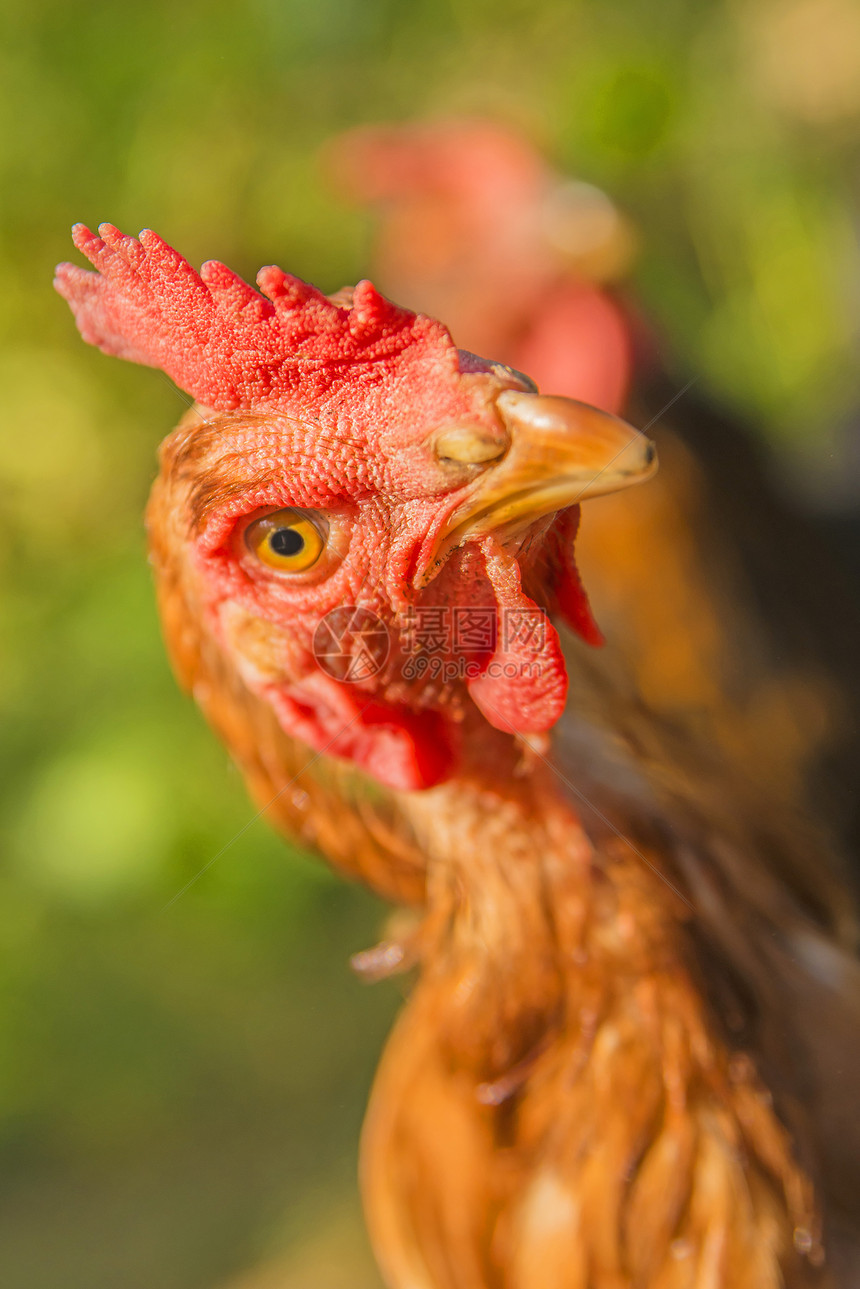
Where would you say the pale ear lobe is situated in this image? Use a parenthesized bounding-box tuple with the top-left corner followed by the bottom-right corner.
(264, 670, 454, 791)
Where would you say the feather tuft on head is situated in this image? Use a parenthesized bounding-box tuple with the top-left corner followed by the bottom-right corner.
(54, 224, 456, 412)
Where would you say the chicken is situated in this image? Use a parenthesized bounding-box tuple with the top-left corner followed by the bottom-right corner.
(55, 225, 860, 1288)
(325, 120, 636, 413)
(328, 120, 860, 844)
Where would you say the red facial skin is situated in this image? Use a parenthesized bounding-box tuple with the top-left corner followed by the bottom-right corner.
(55, 225, 599, 790)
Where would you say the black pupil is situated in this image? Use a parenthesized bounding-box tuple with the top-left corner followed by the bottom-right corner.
(270, 527, 305, 557)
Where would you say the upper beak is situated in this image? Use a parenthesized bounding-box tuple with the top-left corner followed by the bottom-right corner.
(416, 390, 657, 588)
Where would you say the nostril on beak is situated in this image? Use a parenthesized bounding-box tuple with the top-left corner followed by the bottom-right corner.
(619, 437, 657, 477)
(434, 425, 509, 466)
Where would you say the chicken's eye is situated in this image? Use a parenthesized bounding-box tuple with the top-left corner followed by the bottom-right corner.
(245, 509, 325, 573)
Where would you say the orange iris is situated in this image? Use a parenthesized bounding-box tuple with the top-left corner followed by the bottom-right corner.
(245, 509, 325, 573)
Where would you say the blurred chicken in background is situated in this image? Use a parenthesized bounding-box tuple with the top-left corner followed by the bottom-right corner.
(326, 119, 860, 854)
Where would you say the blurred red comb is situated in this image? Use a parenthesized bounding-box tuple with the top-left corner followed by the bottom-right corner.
(54, 224, 454, 410)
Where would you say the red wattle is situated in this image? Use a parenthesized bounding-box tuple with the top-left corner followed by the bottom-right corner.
(547, 508, 604, 647)
(466, 543, 569, 735)
(266, 671, 454, 791)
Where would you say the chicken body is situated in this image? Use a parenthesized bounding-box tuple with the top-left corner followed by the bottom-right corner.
(362, 780, 818, 1289)
(56, 226, 859, 1288)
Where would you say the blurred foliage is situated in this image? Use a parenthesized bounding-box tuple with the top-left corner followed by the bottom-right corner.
(0, 0, 858, 1285)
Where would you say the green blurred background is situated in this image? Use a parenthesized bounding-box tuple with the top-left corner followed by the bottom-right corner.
(1, 1, 859, 1285)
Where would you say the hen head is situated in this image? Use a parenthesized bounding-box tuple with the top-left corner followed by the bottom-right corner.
(55, 225, 655, 791)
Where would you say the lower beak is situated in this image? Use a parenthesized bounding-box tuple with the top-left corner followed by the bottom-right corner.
(416, 390, 657, 588)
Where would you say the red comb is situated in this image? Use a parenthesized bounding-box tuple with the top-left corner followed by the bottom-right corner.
(54, 224, 455, 410)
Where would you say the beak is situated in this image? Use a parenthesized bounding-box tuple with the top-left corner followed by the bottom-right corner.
(416, 390, 657, 588)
